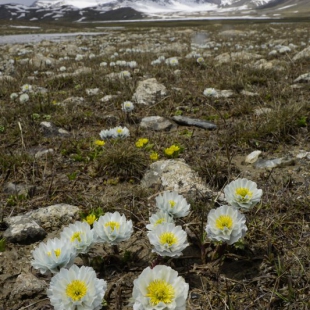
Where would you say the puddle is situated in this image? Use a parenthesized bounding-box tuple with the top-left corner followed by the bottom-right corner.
(0, 32, 107, 45)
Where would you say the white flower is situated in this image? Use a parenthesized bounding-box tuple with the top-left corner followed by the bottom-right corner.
(116, 60, 127, 66)
(224, 178, 263, 210)
(89, 53, 96, 59)
(146, 210, 174, 231)
(127, 61, 137, 68)
(203, 88, 218, 97)
(196, 57, 205, 64)
(47, 264, 107, 310)
(60, 221, 94, 254)
(100, 62, 107, 67)
(147, 223, 189, 257)
(122, 101, 134, 113)
(119, 70, 131, 79)
(59, 66, 66, 72)
(110, 126, 130, 139)
(151, 59, 161, 66)
(132, 265, 189, 310)
(93, 211, 133, 245)
(99, 128, 114, 140)
(75, 54, 83, 61)
(21, 84, 32, 92)
(10, 92, 18, 100)
(19, 93, 29, 103)
(31, 237, 76, 274)
(155, 191, 190, 218)
(110, 61, 116, 66)
(205, 205, 247, 245)
(166, 57, 179, 66)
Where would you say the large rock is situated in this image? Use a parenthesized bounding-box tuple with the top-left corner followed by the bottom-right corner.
(141, 159, 212, 199)
(132, 78, 167, 105)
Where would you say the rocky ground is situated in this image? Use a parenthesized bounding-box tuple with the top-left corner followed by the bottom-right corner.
(0, 20, 310, 309)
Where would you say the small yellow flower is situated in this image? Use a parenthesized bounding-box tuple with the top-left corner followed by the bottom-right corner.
(164, 145, 180, 156)
(84, 214, 97, 225)
(135, 138, 149, 148)
(95, 140, 105, 146)
(150, 152, 159, 161)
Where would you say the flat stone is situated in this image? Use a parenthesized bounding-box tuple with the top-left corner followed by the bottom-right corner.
(140, 116, 174, 131)
(172, 116, 216, 130)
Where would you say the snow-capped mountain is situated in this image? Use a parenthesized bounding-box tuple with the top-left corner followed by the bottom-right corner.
(32, 0, 275, 12)
(0, 0, 308, 22)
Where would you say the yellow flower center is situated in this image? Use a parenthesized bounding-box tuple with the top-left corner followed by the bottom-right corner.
(117, 129, 123, 133)
(159, 232, 177, 247)
(146, 279, 175, 306)
(154, 218, 165, 227)
(66, 280, 87, 301)
(215, 215, 233, 230)
(47, 248, 61, 257)
(169, 200, 176, 208)
(235, 187, 253, 201)
(105, 221, 120, 231)
(71, 231, 83, 243)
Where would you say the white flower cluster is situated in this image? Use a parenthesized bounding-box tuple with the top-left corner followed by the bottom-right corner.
(205, 178, 263, 245)
(99, 126, 130, 140)
(31, 211, 133, 310)
(146, 191, 191, 258)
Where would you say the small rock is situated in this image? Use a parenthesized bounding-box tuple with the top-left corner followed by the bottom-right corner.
(40, 121, 70, 137)
(241, 90, 258, 96)
(140, 116, 174, 131)
(294, 73, 310, 83)
(141, 159, 213, 199)
(10, 272, 47, 299)
(253, 157, 295, 169)
(245, 150, 262, 164)
(4, 182, 35, 197)
(292, 46, 310, 61)
(296, 151, 310, 159)
(3, 215, 46, 244)
(254, 108, 273, 116)
(172, 116, 216, 130)
(132, 78, 167, 105)
(27, 203, 80, 231)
